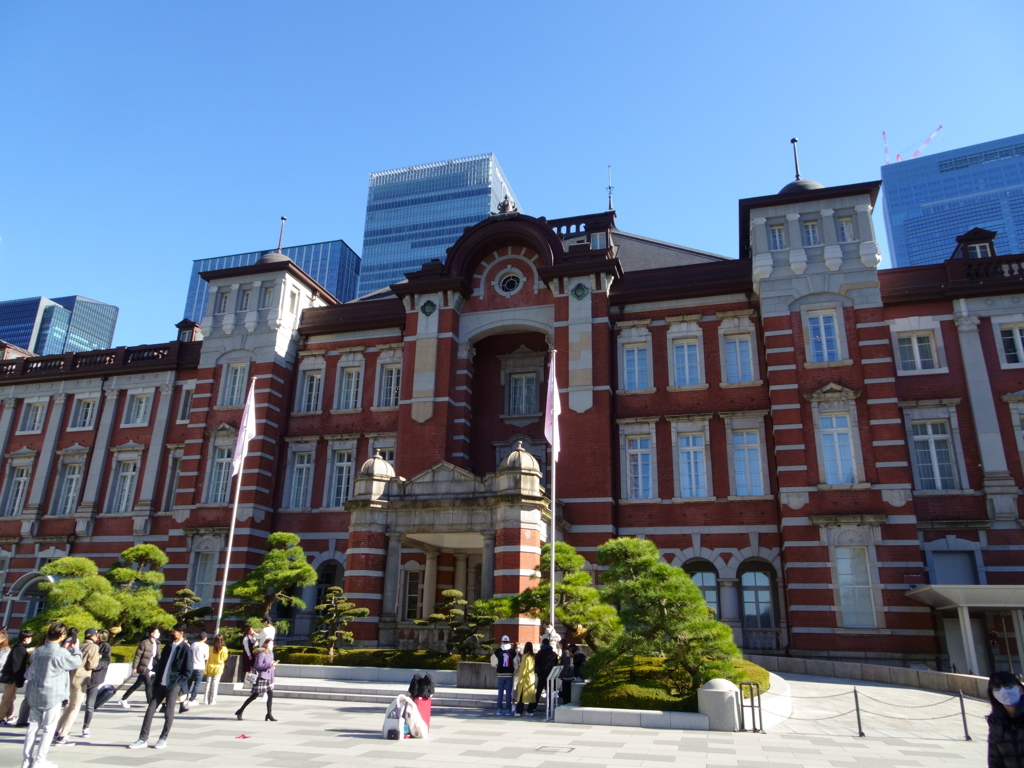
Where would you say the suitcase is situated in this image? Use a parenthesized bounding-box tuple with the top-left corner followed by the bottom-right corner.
(93, 683, 118, 709)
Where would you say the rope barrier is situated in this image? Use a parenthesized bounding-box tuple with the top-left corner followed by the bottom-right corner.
(774, 690, 854, 700)
(856, 692, 959, 708)
(858, 709, 962, 721)
(779, 709, 856, 721)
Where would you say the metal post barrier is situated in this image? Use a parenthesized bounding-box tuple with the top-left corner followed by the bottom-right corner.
(958, 689, 971, 741)
(739, 682, 763, 733)
(545, 667, 562, 721)
(853, 687, 865, 737)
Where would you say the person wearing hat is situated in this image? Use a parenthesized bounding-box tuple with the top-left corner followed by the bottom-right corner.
(52, 628, 100, 745)
(489, 635, 516, 716)
(0, 629, 33, 724)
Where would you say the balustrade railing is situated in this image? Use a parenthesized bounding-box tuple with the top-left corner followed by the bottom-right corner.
(742, 627, 783, 652)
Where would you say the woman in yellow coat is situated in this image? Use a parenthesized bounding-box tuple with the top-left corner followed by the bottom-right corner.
(204, 634, 230, 706)
(514, 642, 537, 717)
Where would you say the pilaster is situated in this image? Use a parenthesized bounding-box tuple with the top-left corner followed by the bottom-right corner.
(23, 393, 66, 516)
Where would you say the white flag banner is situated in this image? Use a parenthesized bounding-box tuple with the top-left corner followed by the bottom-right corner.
(544, 352, 561, 462)
(232, 379, 257, 476)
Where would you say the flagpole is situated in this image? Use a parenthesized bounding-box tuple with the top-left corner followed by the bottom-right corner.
(549, 350, 557, 631)
(214, 466, 242, 635)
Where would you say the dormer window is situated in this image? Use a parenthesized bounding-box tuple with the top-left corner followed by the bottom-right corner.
(769, 225, 785, 250)
(590, 232, 607, 250)
(214, 291, 229, 315)
(968, 243, 991, 258)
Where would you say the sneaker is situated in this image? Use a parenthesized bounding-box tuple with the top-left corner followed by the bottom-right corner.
(494, 709, 504, 716)
(34, 760, 59, 768)
(21, 759, 31, 768)
(52, 735, 72, 746)
(527, 712, 535, 717)
(128, 739, 148, 749)
(514, 712, 522, 717)
(119, 699, 130, 709)
(80, 728, 90, 738)
(153, 738, 168, 749)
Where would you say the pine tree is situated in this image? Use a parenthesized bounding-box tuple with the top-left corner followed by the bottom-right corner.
(311, 586, 369, 658)
(105, 544, 176, 642)
(419, 589, 496, 656)
(227, 532, 317, 633)
(172, 588, 214, 630)
(28, 557, 130, 638)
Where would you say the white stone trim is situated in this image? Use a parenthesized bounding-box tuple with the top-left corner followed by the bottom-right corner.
(899, 400, 970, 492)
(666, 414, 714, 501)
(890, 316, 949, 376)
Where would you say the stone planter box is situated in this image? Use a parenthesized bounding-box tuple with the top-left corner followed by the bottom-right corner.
(275, 663, 458, 685)
(554, 704, 709, 730)
(457, 661, 496, 689)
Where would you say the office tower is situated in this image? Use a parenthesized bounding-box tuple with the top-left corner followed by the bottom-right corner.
(0, 295, 118, 355)
(183, 238, 360, 322)
(357, 153, 519, 296)
(882, 133, 1024, 267)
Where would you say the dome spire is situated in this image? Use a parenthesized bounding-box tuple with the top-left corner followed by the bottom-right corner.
(791, 138, 802, 181)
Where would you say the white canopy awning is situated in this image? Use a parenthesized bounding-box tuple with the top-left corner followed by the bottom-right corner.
(906, 584, 1024, 611)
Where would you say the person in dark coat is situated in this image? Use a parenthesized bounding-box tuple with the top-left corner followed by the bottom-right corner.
(120, 626, 161, 707)
(987, 670, 1024, 768)
(128, 623, 192, 750)
(558, 647, 575, 704)
(80, 629, 111, 735)
(0, 629, 33, 724)
(570, 644, 587, 680)
(533, 638, 558, 704)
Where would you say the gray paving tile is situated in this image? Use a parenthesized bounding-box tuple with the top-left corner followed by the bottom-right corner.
(613, 753, 677, 762)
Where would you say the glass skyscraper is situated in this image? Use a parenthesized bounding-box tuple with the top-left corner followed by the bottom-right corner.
(882, 133, 1024, 267)
(357, 153, 519, 296)
(0, 296, 118, 355)
(183, 239, 360, 322)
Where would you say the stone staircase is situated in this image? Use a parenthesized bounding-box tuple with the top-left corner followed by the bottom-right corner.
(217, 677, 494, 709)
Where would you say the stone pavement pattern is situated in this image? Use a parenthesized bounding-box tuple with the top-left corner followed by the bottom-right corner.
(0, 689, 987, 768)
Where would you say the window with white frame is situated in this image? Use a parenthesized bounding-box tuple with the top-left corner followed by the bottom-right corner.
(52, 461, 84, 516)
(836, 547, 875, 628)
(968, 243, 991, 258)
(260, 285, 274, 308)
(807, 311, 841, 363)
(403, 569, 421, 620)
(18, 401, 45, 433)
(911, 420, 958, 490)
(673, 340, 701, 387)
(626, 436, 653, 499)
(508, 372, 538, 415)
(221, 362, 247, 406)
(622, 344, 649, 391)
(206, 446, 234, 504)
(677, 433, 707, 498)
(123, 392, 152, 426)
(802, 220, 820, 246)
(374, 445, 395, 464)
(1, 465, 31, 516)
(163, 455, 182, 511)
(108, 459, 139, 513)
(177, 388, 194, 423)
(191, 551, 217, 606)
(724, 336, 753, 383)
(741, 570, 774, 628)
(288, 290, 299, 315)
(732, 430, 763, 496)
(377, 364, 401, 408)
(297, 369, 323, 413)
(338, 367, 361, 410)
(820, 414, 856, 484)
(69, 396, 97, 430)
(214, 291, 229, 314)
(290, 451, 313, 508)
(329, 449, 354, 507)
(769, 224, 785, 251)
(898, 332, 937, 371)
(237, 289, 251, 312)
(687, 569, 719, 617)
(837, 217, 855, 243)
(1000, 324, 1024, 365)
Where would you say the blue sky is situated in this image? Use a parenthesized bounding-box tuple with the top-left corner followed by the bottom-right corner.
(2, 1, 1022, 347)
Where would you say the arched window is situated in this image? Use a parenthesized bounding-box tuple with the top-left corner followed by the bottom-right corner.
(684, 561, 719, 618)
(740, 570, 775, 628)
(316, 561, 345, 606)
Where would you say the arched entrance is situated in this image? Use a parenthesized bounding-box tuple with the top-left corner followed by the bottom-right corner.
(2, 572, 55, 628)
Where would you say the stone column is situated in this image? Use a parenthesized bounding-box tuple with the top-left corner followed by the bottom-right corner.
(719, 578, 742, 643)
(820, 209, 843, 271)
(0, 398, 17, 457)
(955, 314, 1019, 520)
(24, 394, 66, 516)
(785, 213, 806, 275)
(380, 533, 403, 621)
(481, 532, 495, 600)
(222, 283, 240, 335)
(421, 551, 438, 620)
(958, 605, 981, 676)
(134, 381, 175, 518)
(454, 554, 468, 596)
(77, 387, 119, 516)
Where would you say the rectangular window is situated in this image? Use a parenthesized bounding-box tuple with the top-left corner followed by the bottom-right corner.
(330, 449, 354, 507)
(260, 286, 274, 309)
(677, 434, 706, 498)
(19, 402, 45, 433)
(820, 414, 856, 484)
(403, 570, 421, 620)
(70, 397, 96, 429)
(837, 217, 854, 243)
(338, 367, 361, 410)
(53, 462, 83, 516)
(222, 363, 246, 406)
(214, 292, 229, 314)
(769, 225, 785, 251)
(622, 344, 649, 390)
(110, 460, 138, 513)
(291, 452, 312, 508)
(732, 430, 763, 496)
(508, 373, 538, 415)
(191, 551, 217, 606)
(288, 290, 299, 314)
(377, 446, 396, 464)
(898, 333, 937, 371)
(299, 370, 322, 412)
(590, 232, 606, 249)
(164, 456, 181, 511)
(2, 466, 31, 516)
(807, 311, 841, 363)
(626, 436, 652, 500)
(377, 364, 401, 407)
(673, 340, 701, 386)
(802, 220, 820, 246)
(724, 336, 753, 383)
(1001, 325, 1024, 364)
(690, 571, 718, 616)
(912, 421, 958, 490)
(836, 547, 875, 628)
(967, 243, 991, 258)
(178, 389, 194, 422)
(207, 446, 233, 504)
(237, 290, 251, 312)
(124, 394, 151, 426)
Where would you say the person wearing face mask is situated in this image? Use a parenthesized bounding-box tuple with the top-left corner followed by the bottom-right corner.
(987, 670, 1024, 767)
(120, 627, 161, 707)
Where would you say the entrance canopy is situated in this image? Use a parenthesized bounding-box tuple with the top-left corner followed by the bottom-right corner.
(906, 585, 1024, 610)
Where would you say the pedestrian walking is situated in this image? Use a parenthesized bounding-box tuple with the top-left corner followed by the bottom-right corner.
(119, 627, 161, 708)
(513, 642, 537, 717)
(0, 631, 10, 676)
(234, 639, 277, 721)
(183, 632, 209, 709)
(128, 623, 193, 750)
(21, 621, 81, 768)
(0, 629, 33, 724)
(533, 637, 558, 708)
(78, 630, 111, 738)
(203, 634, 229, 706)
(240, 626, 257, 674)
(52, 628, 100, 745)
(558, 646, 574, 705)
(986, 670, 1024, 768)
(489, 635, 515, 715)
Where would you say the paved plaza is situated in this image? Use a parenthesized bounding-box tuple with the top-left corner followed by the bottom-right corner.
(0, 672, 991, 768)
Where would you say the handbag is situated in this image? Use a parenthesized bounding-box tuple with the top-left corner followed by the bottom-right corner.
(244, 671, 258, 685)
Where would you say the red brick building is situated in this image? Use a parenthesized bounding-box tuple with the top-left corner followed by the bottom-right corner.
(1, 176, 1022, 673)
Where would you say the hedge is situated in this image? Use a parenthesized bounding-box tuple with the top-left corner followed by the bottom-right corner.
(271, 647, 486, 669)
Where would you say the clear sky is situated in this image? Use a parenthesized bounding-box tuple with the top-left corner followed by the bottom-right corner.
(2, 1, 1022, 347)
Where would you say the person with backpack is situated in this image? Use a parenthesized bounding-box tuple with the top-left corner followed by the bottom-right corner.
(0, 629, 33, 725)
(489, 635, 516, 716)
(52, 628, 100, 745)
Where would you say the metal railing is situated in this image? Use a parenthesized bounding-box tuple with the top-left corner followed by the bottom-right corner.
(739, 681, 764, 733)
(742, 628, 782, 651)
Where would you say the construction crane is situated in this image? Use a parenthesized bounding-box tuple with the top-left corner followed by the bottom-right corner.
(886, 125, 944, 163)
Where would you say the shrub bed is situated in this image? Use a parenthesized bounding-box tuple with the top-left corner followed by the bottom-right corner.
(271, 647, 486, 669)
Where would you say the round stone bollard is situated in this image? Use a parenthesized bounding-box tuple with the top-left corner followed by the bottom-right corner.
(697, 678, 740, 732)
